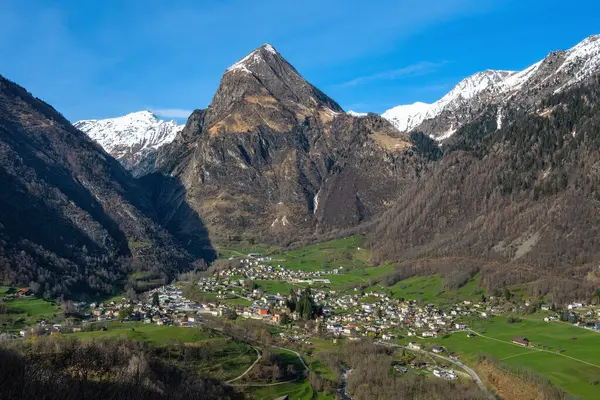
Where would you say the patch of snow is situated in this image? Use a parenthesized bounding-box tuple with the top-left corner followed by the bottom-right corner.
(500, 61, 542, 92)
(226, 43, 280, 74)
(382, 34, 600, 138)
(558, 34, 600, 85)
(347, 110, 368, 118)
(435, 126, 457, 142)
(263, 43, 278, 55)
(496, 107, 503, 130)
(383, 71, 513, 135)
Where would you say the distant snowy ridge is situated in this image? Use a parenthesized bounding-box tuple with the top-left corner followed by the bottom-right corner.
(383, 34, 600, 139)
(347, 110, 368, 117)
(75, 110, 183, 174)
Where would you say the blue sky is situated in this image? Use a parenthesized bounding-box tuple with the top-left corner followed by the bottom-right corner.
(0, 0, 598, 121)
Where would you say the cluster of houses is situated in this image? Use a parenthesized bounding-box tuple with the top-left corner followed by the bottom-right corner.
(88, 289, 206, 327)
(219, 257, 342, 284)
(540, 303, 600, 331)
(321, 293, 488, 340)
(392, 358, 458, 380)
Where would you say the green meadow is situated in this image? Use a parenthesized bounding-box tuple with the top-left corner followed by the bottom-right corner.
(268, 236, 371, 272)
(0, 293, 61, 330)
(71, 321, 219, 344)
(418, 316, 600, 399)
(247, 379, 335, 400)
(69, 322, 256, 381)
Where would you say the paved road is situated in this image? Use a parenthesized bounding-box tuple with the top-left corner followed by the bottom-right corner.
(376, 340, 494, 400)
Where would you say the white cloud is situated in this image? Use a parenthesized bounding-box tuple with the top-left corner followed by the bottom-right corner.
(151, 108, 193, 119)
(339, 61, 445, 87)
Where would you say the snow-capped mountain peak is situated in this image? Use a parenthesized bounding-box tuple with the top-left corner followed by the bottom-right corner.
(383, 34, 600, 139)
(75, 111, 183, 175)
(382, 70, 515, 133)
(438, 70, 515, 105)
(381, 102, 434, 132)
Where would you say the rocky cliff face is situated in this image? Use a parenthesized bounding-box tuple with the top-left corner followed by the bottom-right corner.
(0, 75, 212, 298)
(75, 111, 183, 177)
(151, 44, 428, 242)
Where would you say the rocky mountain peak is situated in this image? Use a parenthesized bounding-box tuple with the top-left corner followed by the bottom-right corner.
(205, 43, 343, 135)
(225, 43, 281, 74)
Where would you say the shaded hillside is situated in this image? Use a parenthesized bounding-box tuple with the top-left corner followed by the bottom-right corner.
(151, 44, 431, 243)
(0, 338, 238, 400)
(0, 75, 212, 298)
(374, 75, 600, 303)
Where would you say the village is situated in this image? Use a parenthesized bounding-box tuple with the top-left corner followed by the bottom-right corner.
(3, 251, 600, 390)
(82, 254, 600, 346)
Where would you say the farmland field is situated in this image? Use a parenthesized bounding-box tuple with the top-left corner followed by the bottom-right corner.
(267, 236, 371, 272)
(0, 295, 61, 330)
(71, 321, 219, 344)
(419, 316, 600, 399)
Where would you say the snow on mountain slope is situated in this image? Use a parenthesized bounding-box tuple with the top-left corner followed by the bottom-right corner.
(383, 34, 600, 139)
(382, 101, 435, 132)
(75, 111, 183, 175)
(383, 70, 514, 133)
(347, 110, 368, 117)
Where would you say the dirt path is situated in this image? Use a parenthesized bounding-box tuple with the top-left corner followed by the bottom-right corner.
(225, 346, 261, 384)
(226, 343, 308, 388)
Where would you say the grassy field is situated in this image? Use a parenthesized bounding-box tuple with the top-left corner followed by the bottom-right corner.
(6, 297, 60, 318)
(268, 236, 371, 272)
(215, 241, 280, 259)
(198, 340, 258, 380)
(71, 322, 220, 345)
(418, 316, 600, 399)
(0, 295, 61, 331)
(377, 274, 484, 305)
(223, 297, 253, 307)
(247, 379, 335, 400)
(69, 322, 257, 381)
(254, 280, 299, 295)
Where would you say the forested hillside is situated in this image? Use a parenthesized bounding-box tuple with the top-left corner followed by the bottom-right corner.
(374, 75, 600, 303)
(0, 75, 213, 299)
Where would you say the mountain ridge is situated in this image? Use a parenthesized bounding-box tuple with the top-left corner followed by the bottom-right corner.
(383, 34, 600, 139)
(75, 111, 183, 176)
